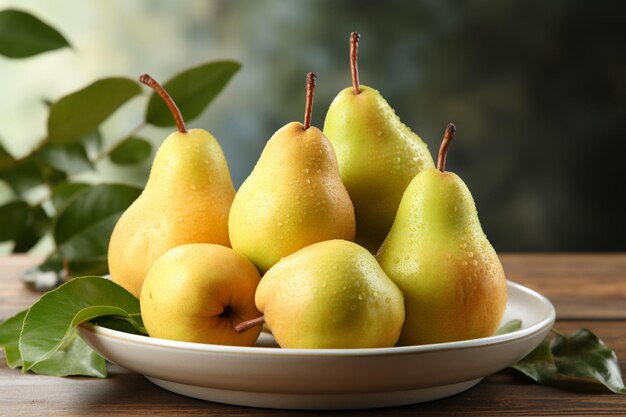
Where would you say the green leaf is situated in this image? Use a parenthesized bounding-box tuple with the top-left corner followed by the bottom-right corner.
(19, 276, 145, 372)
(53, 184, 141, 273)
(0, 200, 30, 242)
(0, 158, 46, 193)
(0, 309, 28, 368)
(0, 139, 16, 170)
(37, 143, 93, 175)
(0, 201, 48, 252)
(30, 329, 106, 378)
(513, 338, 559, 382)
(0, 153, 68, 193)
(91, 316, 146, 335)
(496, 319, 522, 335)
(513, 328, 626, 395)
(13, 203, 49, 252)
(0, 308, 106, 377)
(552, 329, 626, 394)
(66, 259, 113, 277)
(109, 137, 152, 165)
(145, 60, 240, 127)
(50, 182, 90, 212)
(47, 78, 141, 145)
(0, 9, 70, 58)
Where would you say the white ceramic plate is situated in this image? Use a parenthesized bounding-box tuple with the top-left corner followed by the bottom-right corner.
(78, 281, 555, 410)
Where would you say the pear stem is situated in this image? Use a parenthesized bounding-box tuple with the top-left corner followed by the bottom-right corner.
(234, 315, 265, 334)
(303, 72, 316, 130)
(350, 32, 361, 94)
(62, 258, 70, 282)
(437, 123, 456, 172)
(139, 73, 187, 134)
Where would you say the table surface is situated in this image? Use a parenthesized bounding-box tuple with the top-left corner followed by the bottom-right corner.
(1, 254, 626, 416)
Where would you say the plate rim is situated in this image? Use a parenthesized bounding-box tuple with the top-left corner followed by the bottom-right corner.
(79, 280, 555, 357)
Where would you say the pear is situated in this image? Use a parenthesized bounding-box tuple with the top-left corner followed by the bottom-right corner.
(377, 123, 507, 346)
(108, 74, 235, 298)
(140, 243, 262, 346)
(228, 73, 355, 272)
(239, 239, 404, 349)
(323, 33, 434, 253)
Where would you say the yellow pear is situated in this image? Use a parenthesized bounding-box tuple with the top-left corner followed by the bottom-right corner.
(323, 33, 434, 253)
(228, 73, 355, 272)
(108, 74, 235, 298)
(245, 240, 404, 349)
(140, 243, 262, 346)
(377, 124, 507, 345)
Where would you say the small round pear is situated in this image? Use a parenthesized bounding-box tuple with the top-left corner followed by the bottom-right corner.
(255, 240, 405, 349)
(140, 243, 262, 346)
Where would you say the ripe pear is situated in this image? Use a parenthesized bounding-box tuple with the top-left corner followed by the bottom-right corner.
(140, 243, 262, 346)
(377, 124, 507, 346)
(108, 74, 235, 298)
(229, 73, 355, 272)
(252, 239, 404, 349)
(323, 33, 434, 253)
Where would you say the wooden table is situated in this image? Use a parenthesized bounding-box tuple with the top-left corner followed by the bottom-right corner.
(1, 254, 625, 416)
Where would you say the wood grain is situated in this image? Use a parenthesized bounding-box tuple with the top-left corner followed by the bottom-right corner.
(501, 253, 626, 320)
(1, 254, 626, 416)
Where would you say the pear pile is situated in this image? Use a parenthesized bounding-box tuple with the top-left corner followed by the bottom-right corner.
(108, 33, 507, 350)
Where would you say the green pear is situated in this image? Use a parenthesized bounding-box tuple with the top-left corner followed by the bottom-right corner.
(229, 73, 355, 272)
(108, 74, 235, 298)
(323, 32, 434, 252)
(141, 243, 262, 346)
(253, 239, 405, 349)
(377, 124, 507, 345)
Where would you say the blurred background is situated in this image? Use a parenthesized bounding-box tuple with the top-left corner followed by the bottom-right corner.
(0, 0, 625, 252)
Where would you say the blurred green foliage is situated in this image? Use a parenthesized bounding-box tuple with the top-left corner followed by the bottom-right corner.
(0, 8, 240, 279)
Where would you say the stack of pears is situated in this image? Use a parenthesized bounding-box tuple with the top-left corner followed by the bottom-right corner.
(107, 33, 508, 350)
(228, 73, 404, 348)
